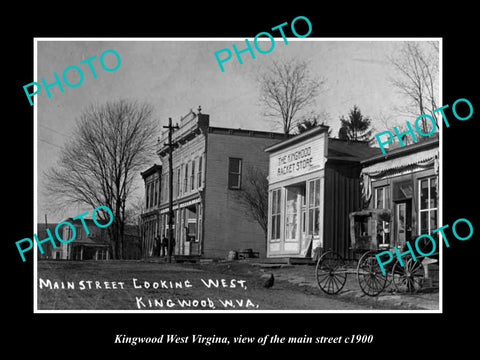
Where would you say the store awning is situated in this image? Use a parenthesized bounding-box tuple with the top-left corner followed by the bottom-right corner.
(361, 148, 439, 178)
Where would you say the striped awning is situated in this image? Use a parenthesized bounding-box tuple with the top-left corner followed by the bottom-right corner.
(361, 148, 439, 178)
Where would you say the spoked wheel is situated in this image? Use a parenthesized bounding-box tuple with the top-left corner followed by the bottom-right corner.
(392, 257, 425, 293)
(315, 251, 348, 295)
(357, 251, 388, 296)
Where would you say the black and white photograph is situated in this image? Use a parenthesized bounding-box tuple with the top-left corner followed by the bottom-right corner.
(7, 5, 479, 356)
(32, 38, 442, 312)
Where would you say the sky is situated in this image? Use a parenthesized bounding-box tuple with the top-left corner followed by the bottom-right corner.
(35, 38, 440, 223)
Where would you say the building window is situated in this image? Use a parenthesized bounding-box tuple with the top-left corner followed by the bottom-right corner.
(164, 173, 169, 203)
(270, 189, 282, 241)
(150, 181, 155, 208)
(197, 155, 203, 188)
(184, 163, 189, 193)
(374, 186, 391, 245)
(146, 183, 150, 209)
(307, 179, 321, 236)
(285, 187, 300, 242)
(154, 179, 159, 206)
(176, 167, 181, 198)
(419, 176, 438, 235)
(375, 186, 390, 209)
(97, 248, 108, 260)
(191, 159, 196, 191)
(228, 158, 242, 189)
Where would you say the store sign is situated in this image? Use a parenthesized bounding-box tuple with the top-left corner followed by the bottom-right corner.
(269, 135, 326, 184)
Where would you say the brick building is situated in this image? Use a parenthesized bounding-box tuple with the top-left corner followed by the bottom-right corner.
(145, 108, 286, 259)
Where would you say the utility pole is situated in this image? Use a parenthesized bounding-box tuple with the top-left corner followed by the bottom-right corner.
(163, 117, 179, 263)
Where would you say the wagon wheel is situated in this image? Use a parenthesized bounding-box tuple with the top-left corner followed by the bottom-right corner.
(392, 257, 425, 293)
(357, 251, 388, 296)
(315, 251, 348, 295)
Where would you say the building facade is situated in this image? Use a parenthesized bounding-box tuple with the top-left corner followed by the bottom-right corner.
(360, 135, 439, 252)
(152, 108, 286, 259)
(140, 164, 162, 257)
(52, 218, 111, 260)
(265, 126, 379, 259)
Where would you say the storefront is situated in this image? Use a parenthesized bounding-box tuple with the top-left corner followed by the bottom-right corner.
(265, 126, 377, 259)
(360, 136, 439, 251)
(159, 195, 203, 256)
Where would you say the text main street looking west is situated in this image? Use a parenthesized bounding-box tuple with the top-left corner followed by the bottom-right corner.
(214, 16, 312, 72)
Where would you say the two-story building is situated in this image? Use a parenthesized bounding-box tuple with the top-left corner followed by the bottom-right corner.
(151, 108, 286, 259)
(140, 164, 162, 257)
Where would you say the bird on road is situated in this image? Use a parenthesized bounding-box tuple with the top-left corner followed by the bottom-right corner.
(263, 273, 274, 288)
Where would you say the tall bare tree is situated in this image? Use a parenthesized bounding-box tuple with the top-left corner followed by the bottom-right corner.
(44, 99, 158, 259)
(388, 42, 440, 133)
(259, 59, 325, 135)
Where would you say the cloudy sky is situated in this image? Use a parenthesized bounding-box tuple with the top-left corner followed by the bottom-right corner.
(35, 38, 439, 223)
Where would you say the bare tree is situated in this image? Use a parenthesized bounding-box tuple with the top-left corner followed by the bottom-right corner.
(234, 165, 269, 240)
(259, 59, 325, 135)
(388, 42, 440, 133)
(44, 99, 158, 259)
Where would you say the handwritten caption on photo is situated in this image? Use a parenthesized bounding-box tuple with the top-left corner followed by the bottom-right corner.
(38, 277, 258, 310)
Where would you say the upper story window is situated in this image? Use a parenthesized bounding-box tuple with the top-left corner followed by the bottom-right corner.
(191, 159, 196, 191)
(228, 158, 242, 190)
(176, 167, 181, 198)
(184, 162, 189, 193)
(197, 156, 203, 188)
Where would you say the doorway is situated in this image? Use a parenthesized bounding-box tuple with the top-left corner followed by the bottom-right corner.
(283, 183, 306, 254)
(395, 199, 412, 249)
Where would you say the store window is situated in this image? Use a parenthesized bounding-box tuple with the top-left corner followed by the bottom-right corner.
(228, 158, 242, 189)
(375, 186, 390, 209)
(270, 189, 282, 241)
(419, 176, 438, 235)
(307, 179, 320, 236)
(285, 187, 300, 242)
